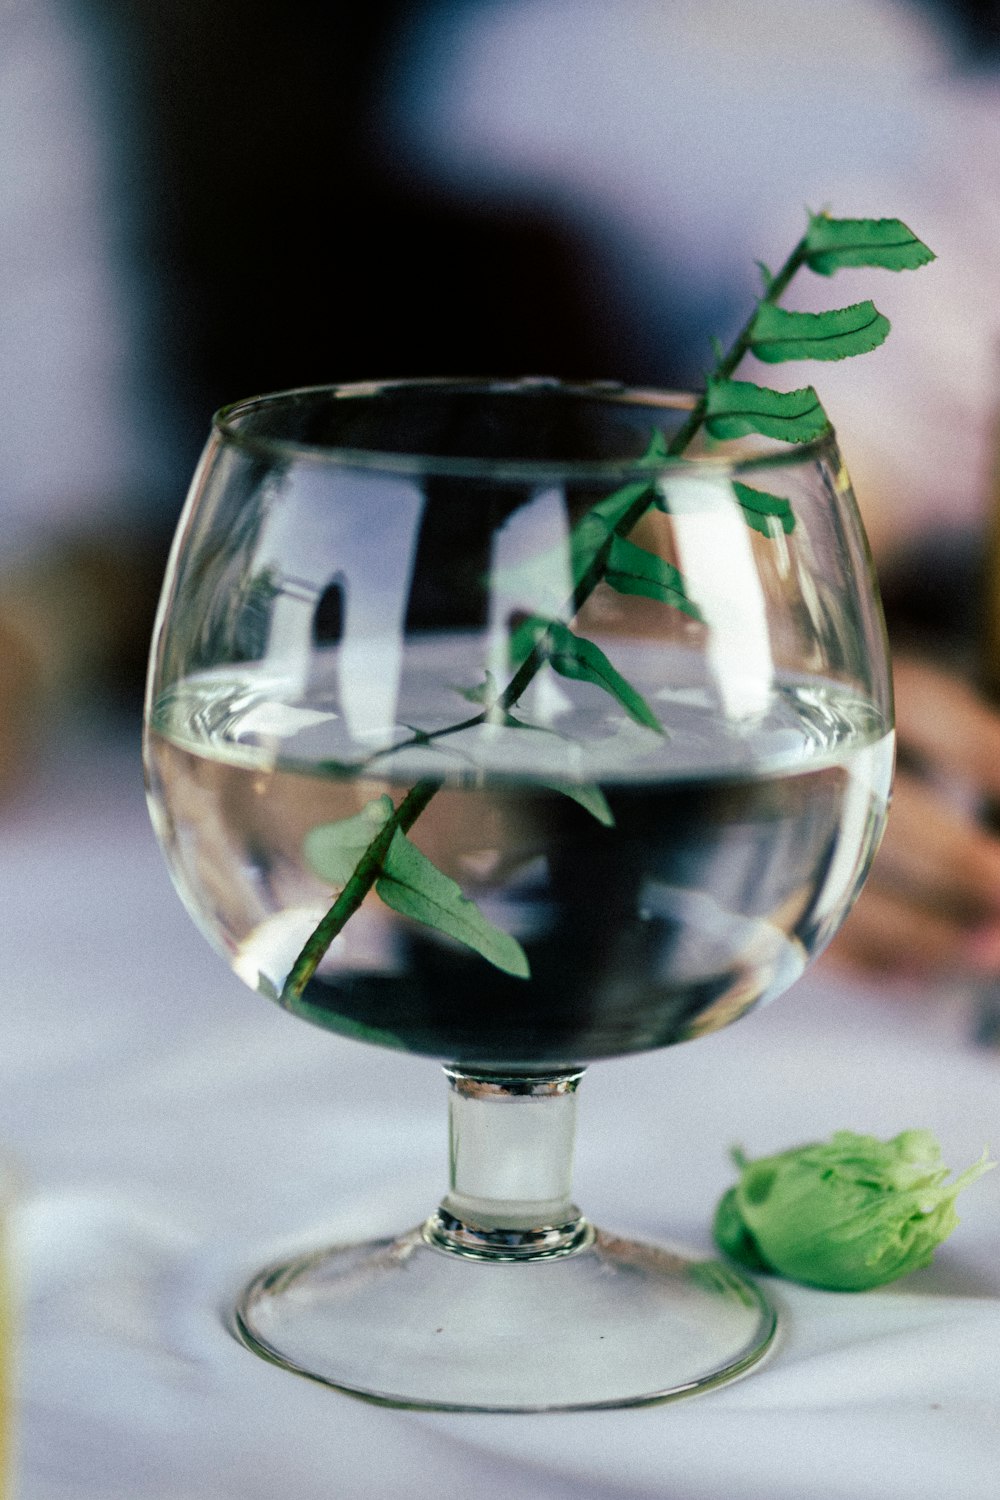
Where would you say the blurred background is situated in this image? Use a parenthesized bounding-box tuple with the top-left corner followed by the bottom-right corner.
(6, 0, 1000, 982)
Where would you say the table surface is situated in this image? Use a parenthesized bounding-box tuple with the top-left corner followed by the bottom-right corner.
(4, 725, 1000, 1500)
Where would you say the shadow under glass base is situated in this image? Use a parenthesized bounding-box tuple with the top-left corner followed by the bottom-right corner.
(232, 1219, 777, 1412)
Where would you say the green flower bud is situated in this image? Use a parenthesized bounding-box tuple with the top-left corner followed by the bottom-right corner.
(713, 1130, 993, 1291)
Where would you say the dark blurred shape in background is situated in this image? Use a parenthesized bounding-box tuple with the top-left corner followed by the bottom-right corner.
(100, 0, 646, 476)
(3, 0, 644, 764)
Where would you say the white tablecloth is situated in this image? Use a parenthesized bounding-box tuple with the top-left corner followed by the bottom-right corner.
(4, 727, 1000, 1499)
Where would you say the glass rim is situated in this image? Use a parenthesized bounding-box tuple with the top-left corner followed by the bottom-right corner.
(213, 377, 837, 481)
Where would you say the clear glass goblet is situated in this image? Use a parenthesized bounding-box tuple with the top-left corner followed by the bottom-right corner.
(143, 378, 893, 1410)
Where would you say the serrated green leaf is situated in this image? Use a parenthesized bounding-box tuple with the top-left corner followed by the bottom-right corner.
(304, 795, 395, 886)
(542, 780, 615, 826)
(732, 481, 796, 536)
(805, 213, 935, 275)
(376, 830, 530, 977)
(605, 533, 703, 618)
(749, 300, 891, 362)
(704, 378, 830, 444)
(512, 616, 663, 732)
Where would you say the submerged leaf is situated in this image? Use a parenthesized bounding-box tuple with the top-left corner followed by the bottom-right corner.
(542, 779, 615, 826)
(312, 1011, 408, 1050)
(732, 481, 796, 536)
(805, 213, 936, 275)
(704, 377, 829, 444)
(304, 795, 395, 886)
(511, 616, 663, 732)
(749, 300, 891, 362)
(714, 1129, 995, 1291)
(605, 533, 703, 617)
(377, 830, 530, 978)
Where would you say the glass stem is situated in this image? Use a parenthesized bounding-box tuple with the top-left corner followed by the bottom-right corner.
(424, 1067, 593, 1261)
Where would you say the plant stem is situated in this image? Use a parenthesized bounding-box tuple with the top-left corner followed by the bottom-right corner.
(280, 236, 810, 1002)
(665, 236, 808, 455)
(284, 778, 439, 1001)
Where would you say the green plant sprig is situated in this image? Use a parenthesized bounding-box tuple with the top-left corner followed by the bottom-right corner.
(293, 209, 929, 784)
(669, 229, 816, 454)
(281, 211, 933, 1005)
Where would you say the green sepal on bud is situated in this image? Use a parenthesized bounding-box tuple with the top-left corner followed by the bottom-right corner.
(713, 1130, 994, 1291)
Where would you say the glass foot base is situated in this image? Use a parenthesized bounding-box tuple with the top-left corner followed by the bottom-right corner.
(232, 1222, 777, 1412)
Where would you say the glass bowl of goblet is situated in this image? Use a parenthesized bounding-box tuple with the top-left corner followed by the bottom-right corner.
(143, 378, 892, 1411)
